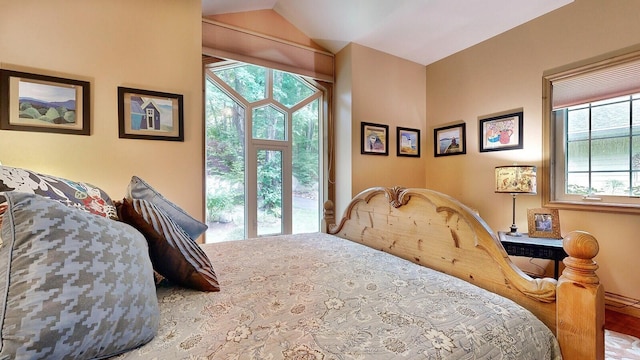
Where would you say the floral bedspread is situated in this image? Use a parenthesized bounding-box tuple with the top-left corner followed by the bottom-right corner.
(114, 233, 561, 359)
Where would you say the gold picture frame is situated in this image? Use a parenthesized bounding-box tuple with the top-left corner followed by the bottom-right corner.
(527, 208, 562, 239)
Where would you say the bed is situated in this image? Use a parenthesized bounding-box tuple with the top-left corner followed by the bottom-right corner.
(0, 166, 604, 359)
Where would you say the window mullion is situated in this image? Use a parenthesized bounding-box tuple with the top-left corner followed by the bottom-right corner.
(588, 105, 593, 194)
(627, 95, 633, 196)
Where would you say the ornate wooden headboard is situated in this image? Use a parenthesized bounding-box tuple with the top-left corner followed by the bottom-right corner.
(323, 186, 604, 360)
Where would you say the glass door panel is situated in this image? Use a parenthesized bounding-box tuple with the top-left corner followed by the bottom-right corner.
(204, 79, 246, 242)
(257, 149, 282, 236)
(292, 99, 320, 233)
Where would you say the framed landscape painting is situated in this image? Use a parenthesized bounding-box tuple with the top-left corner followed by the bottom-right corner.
(118, 86, 184, 141)
(434, 123, 466, 157)
(0, 69, 90, 135)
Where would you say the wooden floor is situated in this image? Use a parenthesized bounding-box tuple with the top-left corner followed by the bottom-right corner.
(605, 309, 640, 338)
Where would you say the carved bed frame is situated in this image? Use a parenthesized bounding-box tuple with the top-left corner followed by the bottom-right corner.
(323, 186, 604, 360)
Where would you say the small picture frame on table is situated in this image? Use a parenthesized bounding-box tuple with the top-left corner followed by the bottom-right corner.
(434, 123, 466, 157)
(397, 127, 420, 157)
(361, 122, 389, 155)
(527, 208, 562, 239)
(118, 86, 184, 141)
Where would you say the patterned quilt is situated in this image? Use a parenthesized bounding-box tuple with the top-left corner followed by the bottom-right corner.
(112, 232, 561, 359)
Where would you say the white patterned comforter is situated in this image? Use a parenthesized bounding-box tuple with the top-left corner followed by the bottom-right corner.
(114, 232, 561, 359)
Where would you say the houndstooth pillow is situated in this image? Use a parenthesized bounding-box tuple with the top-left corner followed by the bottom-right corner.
(0, 192, 159, 359)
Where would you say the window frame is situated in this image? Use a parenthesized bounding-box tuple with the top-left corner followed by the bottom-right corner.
(542, 48, 640, 214)
(203, 60, 329, 238)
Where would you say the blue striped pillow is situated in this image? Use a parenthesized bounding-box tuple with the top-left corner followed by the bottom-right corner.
(126, 176, 207, 240)
(119, 198, 219, 292)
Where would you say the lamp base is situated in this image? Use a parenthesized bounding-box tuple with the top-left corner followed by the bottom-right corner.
(507, 224, 522, 237)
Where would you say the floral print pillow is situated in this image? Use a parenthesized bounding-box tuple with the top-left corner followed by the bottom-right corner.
(0, 194, 5, 246)
(0, 165, 117, 220)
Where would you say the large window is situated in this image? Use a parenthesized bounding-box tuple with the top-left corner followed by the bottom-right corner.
(543, 49, 640, 213)
(204, 61, 326, 241)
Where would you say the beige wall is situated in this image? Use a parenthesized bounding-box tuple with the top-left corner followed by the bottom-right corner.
(334, 45, 354, 216)
(335, 43, 427, 214)
(0, 0, 204, 230)
(3, 0, 635, 303)
(425, 0, 640, 300)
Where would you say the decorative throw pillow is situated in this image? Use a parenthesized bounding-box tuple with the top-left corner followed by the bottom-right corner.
(0, 192, 159, 359)
(0, 194, 5, 247)
(117, 198, 220, 292)
(126, 176, 207, 240)
(0, 165, 117, 220)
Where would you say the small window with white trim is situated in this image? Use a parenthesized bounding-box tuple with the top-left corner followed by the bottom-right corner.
(543, 49, 640, 213)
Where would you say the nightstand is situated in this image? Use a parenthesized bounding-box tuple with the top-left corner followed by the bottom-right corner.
(498, 231, 567, 279)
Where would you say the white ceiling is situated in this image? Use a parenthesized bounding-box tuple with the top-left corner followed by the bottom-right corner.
(202, 0, 573, 66)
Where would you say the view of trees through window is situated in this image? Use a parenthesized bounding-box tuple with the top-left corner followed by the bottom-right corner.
(560, 93, 640, 196)
(204, 62, 322, 242)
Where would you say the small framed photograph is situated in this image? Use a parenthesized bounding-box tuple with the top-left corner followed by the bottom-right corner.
(527, 208, 562, 239)
(118, 86, 184, 141)
(434, 123, 466, 157)
(361, 122, 389, 155)
(397, 127, 420, 157)
(479, 111, 523, 152)
(0, 69, 90, 135)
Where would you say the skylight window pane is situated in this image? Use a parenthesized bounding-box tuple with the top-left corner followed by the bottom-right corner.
(273, 70, 315, 108)
(214, 65, 267, 103)
(252, 105, 286, 140)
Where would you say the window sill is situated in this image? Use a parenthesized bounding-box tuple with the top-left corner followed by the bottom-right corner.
(544, 199, 640, 215)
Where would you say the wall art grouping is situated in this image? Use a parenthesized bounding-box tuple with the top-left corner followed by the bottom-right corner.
(0, 68, 184, 142)
(361, 122, 421, 157)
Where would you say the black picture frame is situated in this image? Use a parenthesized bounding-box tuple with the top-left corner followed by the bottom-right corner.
(479, 111, 523, 152)
(361, 122, 389, 156)
(434, 123, 466, 157)
(118, 86, 184, 141)
(397, 127, 420, 157)
(0, 69, 90, 135)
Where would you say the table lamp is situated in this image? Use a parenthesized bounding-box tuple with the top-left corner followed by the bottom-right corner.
(495, 165, 537, 236)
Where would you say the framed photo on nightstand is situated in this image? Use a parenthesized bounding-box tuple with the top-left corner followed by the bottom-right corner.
(527, 208, 561, 238)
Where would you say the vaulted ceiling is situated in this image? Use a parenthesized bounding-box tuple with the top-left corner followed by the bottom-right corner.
(202, 0, 573, 66)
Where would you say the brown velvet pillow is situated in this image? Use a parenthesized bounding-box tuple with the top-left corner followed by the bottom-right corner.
(117, 198, 220, 292)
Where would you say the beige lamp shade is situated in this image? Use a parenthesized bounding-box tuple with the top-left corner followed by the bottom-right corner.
(495, 165, 537, 194)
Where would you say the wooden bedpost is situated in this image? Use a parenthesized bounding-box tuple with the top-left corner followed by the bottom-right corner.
(322, 200, 335, 233)
(556, 230, 604, 360)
